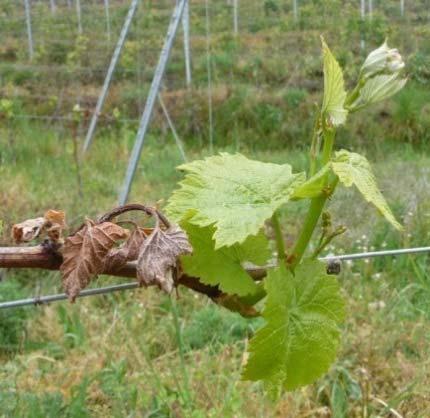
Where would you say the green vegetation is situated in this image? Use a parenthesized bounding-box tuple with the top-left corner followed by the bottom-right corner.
(1, 0, 430, 416)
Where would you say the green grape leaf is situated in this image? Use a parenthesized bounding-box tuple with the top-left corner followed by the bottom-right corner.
(321, 38, 348, 126)
(242, 260, 345, 392)
(167, 153, 305, 248)
(331, 150, 402, 230)
(181, 222, 271, 296)
(292, 165, 331, 199)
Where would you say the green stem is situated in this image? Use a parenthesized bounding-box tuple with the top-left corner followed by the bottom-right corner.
(289, 127, 336, 269)
(309, 111, 321, 177)
(271, 211, 286, 261)
(290, 196, 327, 268)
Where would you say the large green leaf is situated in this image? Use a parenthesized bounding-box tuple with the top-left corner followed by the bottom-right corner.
(331, 150, 402, 230)
(181, 222, 271, 296)
(242, 260, 345, 392)
(166, 153, 305, 248)
(321, 39, 348, 126)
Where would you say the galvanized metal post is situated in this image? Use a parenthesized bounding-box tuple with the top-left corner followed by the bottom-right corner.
(360, 0, 366, 50)
(233, 0, 238, 35)
(24, 0, 34, 61)
(118, 0, 187, 205)
(104, 0, 111, 42)
(50, 0, 56, 14)
(76, 0, 82, 34)
(83, 0, 140, 153)
(182, 0, 192, 86)
(292, 0, 298, 21)
(400, 0, 404, 16)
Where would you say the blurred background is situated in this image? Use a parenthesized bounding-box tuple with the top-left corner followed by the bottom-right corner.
(0, 1, 429, 416)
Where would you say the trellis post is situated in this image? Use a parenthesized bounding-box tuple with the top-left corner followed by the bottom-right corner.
(360, 0, 366, 50)
(182, 0, 192, 86)
(118, 0, 188, 205)
(104, 0, 111, 42)
(76, 0, 82, 34)
(83, 0, 140, 153)
(233, 0, 238, 35)
(293, 0, 298, 21)
(24, 0, 34, 61)
(50, 0, 56, 15)
(400, 0, 404, 16)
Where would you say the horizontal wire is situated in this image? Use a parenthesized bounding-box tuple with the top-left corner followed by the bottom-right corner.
(0, 246, 429, 310)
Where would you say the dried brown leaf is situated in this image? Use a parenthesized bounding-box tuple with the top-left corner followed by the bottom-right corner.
(60, 220, 129, 301)
(136, 225, 192, 293)
(12, 209, 67, 244)
(44, 210, 66, 227)
(12, 217, 46, 243)
(103, 227, 148, 272)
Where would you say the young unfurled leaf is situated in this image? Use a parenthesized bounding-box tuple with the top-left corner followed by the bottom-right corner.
(12, 209, 67, 243)
(166, 153, 305, 248)
(292, 165, 331, 199)
(331, 150, 402, 230)
(242, 260, 345, 392)
(181, 223, 271, 296)
(136, 225, 192, 293)
(348, 74, 407, 111)
(321, 38, 348, 126)
(60, 220, 129, 301)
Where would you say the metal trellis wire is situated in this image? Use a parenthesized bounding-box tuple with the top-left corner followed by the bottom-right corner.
(0, 246, 429, 310)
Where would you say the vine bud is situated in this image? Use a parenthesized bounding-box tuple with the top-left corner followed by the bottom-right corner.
(360, 41, 405, 80)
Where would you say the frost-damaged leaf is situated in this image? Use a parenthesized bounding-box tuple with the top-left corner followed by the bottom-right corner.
(181, 222, 270, 296)
(12, 217, 46, 243)
(166, 153, 305, 248)
(60, 220, 129, 301)
(103, 227, 148, 272)
(321, 38, 348, 126)
(242, 260, 345, 392)
(331, 150, 402, 230)
(44, 209, 67, 242)
(12, 209, 67, 243)
(136, 224, 192, 293)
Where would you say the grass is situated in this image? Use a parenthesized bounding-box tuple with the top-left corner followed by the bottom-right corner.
(0, 122, 429, 416)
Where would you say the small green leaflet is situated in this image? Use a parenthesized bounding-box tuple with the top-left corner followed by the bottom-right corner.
(321, 38, 348, 127)
(242, 260, 345, 391)
(332, 150, 402, 230)
(166, 153, 305, 248)
(349, 74, 407, 111)
(181, 222, 271, 296)
(292, 164, 331, 199)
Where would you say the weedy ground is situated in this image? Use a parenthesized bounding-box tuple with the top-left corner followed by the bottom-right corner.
(0, 124, 429, 417)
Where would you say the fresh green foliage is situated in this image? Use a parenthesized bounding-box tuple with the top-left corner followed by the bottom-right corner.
(332, 150, 402, 230)
(242, 260, 345, 392)
(166, 38, 407, 395)
(181, 223, 271, 296)
(167, 153, 305, 247)
(321, 39, 348, 126)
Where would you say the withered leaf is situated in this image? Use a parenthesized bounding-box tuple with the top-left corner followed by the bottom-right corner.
(60, 220, 129, 301)
(12, 217, 46, 243)
(12, 209, 67, 244)
(103, 227, 148, 272)
(136, 225, 192, 293)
